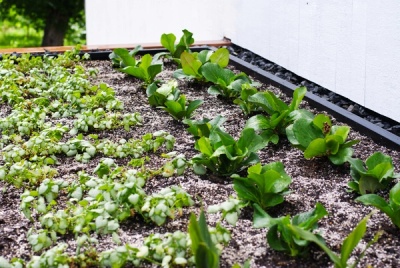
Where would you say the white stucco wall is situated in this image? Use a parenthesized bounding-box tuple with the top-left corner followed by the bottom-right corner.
(85, 0, 400, 123)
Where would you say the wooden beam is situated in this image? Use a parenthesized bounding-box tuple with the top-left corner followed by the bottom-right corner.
(0, 39, 231, 54)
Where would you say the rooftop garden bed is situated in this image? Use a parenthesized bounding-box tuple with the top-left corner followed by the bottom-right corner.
(0, 31, 399, 267)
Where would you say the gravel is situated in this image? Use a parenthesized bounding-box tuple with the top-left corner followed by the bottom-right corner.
(0, 57, 399, 267)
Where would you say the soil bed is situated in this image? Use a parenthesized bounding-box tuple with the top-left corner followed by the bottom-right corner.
(0, 54, 399, 267)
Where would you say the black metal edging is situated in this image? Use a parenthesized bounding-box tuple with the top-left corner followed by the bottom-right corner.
(226, 51, 400, 150)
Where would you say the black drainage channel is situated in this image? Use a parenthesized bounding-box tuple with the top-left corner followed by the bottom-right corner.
(227, 52, 400, 150)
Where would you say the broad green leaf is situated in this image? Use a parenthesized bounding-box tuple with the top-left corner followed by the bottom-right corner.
(208, 85, 222, 95)
(304, 138, 326, 159)
(267, 224, 288, 251)
(186, 99, 203, 118)
(147, 64, 163, 82)
(175, 29, 194, 58)
(245, 114, 270, 131)
(289, 86, 307, 111)
(181, 51, 202, 77)
(292, 203, 328, 229)
(328, 147, 353, 165)
(161, 33, 176, 54)
(292, 118, 323, 148)
(366, 152, 391, 170)
(196, 137, 214, 156)
(331, 126, 350, 142)
(390, 181, 400, 206)
(197, 50, 213, 64)
(201, 63, 235, 85)
(348, 157, 367, 175)
(359, 176, 384, 195)
(355, 194, 392, 215)
(313, 114, 331, 132)
(325, 135, 341, 155)
(237, 128, 268, 153)
(111, 48, 136, 67)
(122, 66, 146, 81)
(209, 48, 230, 68)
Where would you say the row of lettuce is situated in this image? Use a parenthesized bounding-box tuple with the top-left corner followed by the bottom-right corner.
(0, 29, 398, 267)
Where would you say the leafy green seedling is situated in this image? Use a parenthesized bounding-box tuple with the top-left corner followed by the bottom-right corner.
(202, 63, 252, 98)
(253, 203, 328, 257)
(188, 211, 220, 268)
(161, 29, 194, 61)
(173, 48, 230, 81)
(356, 181, 400, 228)
(146, 80, 181, 107)
(160, 94, 203, 121)
(121, 54, 163, 85)
(233, 83, 260, 116)
(183, 115, 226, 139)
(244, 86, 308, 143)
(192, 127, 270, 176)
(348, 152, 400, 195)
(232, 162, 292, 210)
(289, 212, 382, 268)
(109, 46, 142, 67)
(286, 114, 359, 165)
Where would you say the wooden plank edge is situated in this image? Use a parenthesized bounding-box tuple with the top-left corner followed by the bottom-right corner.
(0, 39, 231, 54)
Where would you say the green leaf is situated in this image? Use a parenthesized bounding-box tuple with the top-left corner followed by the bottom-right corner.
(181, 51, 202, 77)
(110, 48, 136, 67)
(304, 138, 326, 159)
(289, 86, 307, 111)
(292, 118, 323, 148)
(313, 114, 332, 132)
(245, 114, 270, 131)
(340, 214, 369, 267)
(161, 33, 176, 54)
(197, 50, 213, 64)
(288, 225, 340, 265)
(209, 48, 230, 68)
(196, 137, 214, 156)
(331, 126, 350, 143)
(188, 211, 219, 268)
(355, 194, 392, 216)
(359, 176, 384, 195)
(201, 63, 235, 85)
(328, 147, 353, 165)
(253, 203, 282, 228)
(186, 99, 203, 118)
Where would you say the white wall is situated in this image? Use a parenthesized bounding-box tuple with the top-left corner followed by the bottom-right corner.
(85, 0, 228, 45)
(85, 0, 400, 123)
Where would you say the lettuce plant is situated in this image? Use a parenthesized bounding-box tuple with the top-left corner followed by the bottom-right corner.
(121, 54, 163, 85)
(109, 46, 142, 68)
(244, 86, 308, 143)
(146, 80, 181, 107)
(202, 63, 252, 99)
(191, 127, 270, 176)
(289, 212, 382, 268)
(173, 48, 230, 81)
(253, 203, 328, 257)
(161, 29, 194, 61)
(286, 114, 359, 165)
(160, 94, 203, 121)
(356, 181, 400, 228)
(183, 115, 226, 139)
(348, 152, 400, 195)
(233, 83, 260, 116)
(231, 162, 292, 210)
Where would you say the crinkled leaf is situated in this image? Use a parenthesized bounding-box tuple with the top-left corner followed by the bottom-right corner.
(313, 114, 331, 132)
